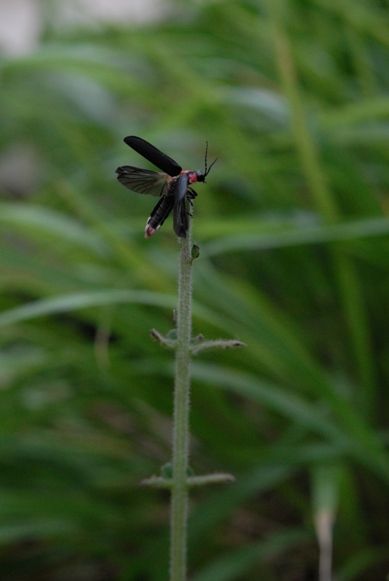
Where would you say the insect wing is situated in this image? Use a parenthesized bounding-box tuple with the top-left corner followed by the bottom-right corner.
(174, 172, 189, 203)
(173, 199, 189, 238)
(124, 136, 182, 177)
(172, 174, 189, 238)
(115, 166, 170, 197)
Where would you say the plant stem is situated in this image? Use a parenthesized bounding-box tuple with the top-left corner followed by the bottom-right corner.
(170, 218, 193, 581)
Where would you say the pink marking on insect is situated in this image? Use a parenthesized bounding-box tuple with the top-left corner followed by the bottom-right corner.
(180, 170, 198, 184)
(187, 171, 199, 184)
(144, 221, 159, 238)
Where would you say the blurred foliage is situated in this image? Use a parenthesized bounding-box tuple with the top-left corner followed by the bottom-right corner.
(1, 0, 389, 579)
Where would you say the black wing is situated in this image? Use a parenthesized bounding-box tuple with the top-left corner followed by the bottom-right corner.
(173, 174, 189, 238)
(173, 199, 189, 238)
(175, 173, 189, 203)
(124, 136, 182, 177)
(116, 166, 170, 197)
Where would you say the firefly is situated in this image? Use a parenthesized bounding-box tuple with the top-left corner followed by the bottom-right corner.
(116, 136, 216, 238)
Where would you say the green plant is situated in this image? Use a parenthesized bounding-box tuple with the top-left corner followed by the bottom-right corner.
(143, 216, 241, 580)
(1, 0, 389, 578)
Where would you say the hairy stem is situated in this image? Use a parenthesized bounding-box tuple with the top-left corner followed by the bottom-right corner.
(170, 218, 193, 581)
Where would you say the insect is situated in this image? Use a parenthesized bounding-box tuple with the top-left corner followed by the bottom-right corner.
(116, 136, 216, 238)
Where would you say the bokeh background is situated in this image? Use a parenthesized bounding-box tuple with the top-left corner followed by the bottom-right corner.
(1, 0, 389, 579)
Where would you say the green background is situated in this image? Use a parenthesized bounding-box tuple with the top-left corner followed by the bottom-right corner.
(1, 0, 389, 578)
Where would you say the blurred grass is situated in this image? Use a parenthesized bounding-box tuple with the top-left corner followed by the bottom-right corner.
(1, 0, 389, 579)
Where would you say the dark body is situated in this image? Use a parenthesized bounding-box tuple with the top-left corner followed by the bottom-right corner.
(116, 136, 215, 238)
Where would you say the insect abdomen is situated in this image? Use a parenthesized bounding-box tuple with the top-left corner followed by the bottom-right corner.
(145, 195, 175, 238)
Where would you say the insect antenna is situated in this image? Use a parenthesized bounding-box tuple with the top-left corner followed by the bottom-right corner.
(203, 141, 217, 179)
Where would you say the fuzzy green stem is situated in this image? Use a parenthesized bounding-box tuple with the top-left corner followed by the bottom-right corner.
(142, 472, 235, 489)
(170, 218, 193, 581)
